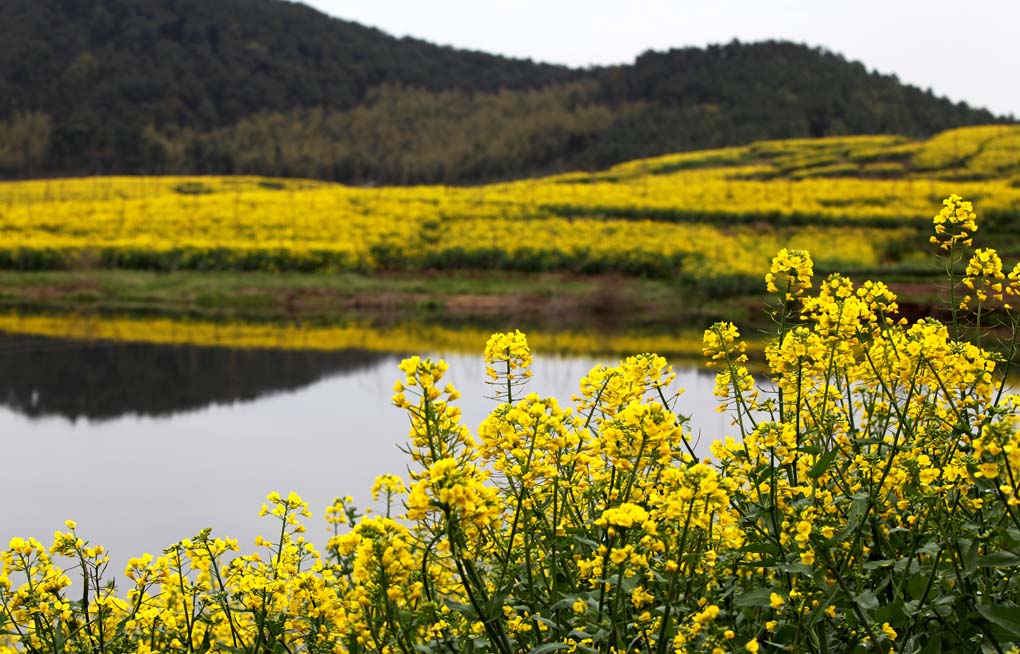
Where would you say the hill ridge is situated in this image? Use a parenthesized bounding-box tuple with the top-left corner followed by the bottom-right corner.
(0, 0, 1009, 182)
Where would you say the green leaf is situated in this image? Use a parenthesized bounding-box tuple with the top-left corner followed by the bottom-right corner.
(855, 590, 879, 612)
(808, 448, 839, 479)
(919, 633, 942, 654)
(906, 573, 928, 600)
(442, 598, 474, 617)
(977, 551, 1020, 568)
(874, 600, 905, 624)
(550, 598, 579, 611)
(901, 599, 921, 617)
(741, 542, 782, 555)
(573, 536, 599, 549)
(976, 603, 1020, 640)
(838, 493, 870, 540)
(959, 538, 979, 574)
(734, 588, 775, 608)
(778, 562, 814, 576)
(529, 643, 575, 654)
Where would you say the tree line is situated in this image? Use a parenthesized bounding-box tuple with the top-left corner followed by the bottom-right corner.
(0, 0, 1010, 183)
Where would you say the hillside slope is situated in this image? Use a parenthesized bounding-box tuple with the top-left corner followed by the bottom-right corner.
(0, 0, 1009, 181)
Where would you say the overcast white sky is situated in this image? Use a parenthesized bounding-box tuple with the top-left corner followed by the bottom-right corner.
(302, 0, 1019, 118)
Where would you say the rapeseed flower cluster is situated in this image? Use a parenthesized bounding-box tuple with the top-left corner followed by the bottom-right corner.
(484, 328, 533, 402)
(765, 248, 814, 299)
(930, 193, 978, 251)
(961, 247, 1005, 310)
(704, 322, 759, 424)
(6, 196, 1020, 654)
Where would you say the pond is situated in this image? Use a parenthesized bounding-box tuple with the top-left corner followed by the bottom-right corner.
(0, 324, 739, 575)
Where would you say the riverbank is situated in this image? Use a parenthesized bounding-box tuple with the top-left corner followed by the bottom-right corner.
(0, 269, 766, 329)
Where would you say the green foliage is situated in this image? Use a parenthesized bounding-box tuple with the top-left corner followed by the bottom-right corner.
(0, 112, 50, 176)
(0, 0, 1008, 183)
(173, 181, 214, 195)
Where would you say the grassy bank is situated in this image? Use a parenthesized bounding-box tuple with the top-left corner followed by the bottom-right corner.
(0, 268, 766, 329)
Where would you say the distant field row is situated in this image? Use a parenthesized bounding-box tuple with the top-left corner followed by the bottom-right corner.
(1, 126, 1017, 286)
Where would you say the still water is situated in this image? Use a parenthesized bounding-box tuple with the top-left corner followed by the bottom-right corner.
(0, 331, 736, 574)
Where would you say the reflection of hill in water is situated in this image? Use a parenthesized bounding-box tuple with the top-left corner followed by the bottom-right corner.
(0, 333, 395, 421)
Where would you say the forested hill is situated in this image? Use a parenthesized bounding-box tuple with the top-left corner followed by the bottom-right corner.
(0, 0, 1009, 183)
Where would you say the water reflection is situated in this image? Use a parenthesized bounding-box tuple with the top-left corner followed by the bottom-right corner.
(0, 333, 394, 421)
(0, 312, 723, 364)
